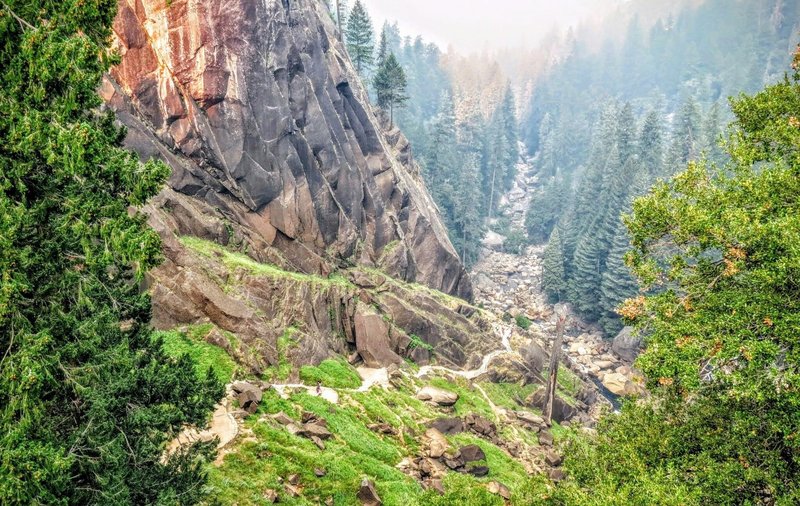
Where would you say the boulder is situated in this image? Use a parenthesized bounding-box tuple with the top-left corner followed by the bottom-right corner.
(357, 479, 383, 506)
(458, 445, 486, 463)
(545, 449, 563, 467)
(272, 412, 294, 425)
(514, 411, 545, 427)
(416, 386, 459, 406)
(355, 312, 403, 368)
(602, 372, 637, 396)
(235, 382, 262, 414)
(263, 489, 278, 503)
(423, 429, 450, 459)
(612, 327, 642, 362)
(539, 430, 554, 447)
(465, 414, 497, 438)
(466, 465, 490, 477)
(420, 457, 447, 478)
(429, 418, 464, 435)
(521, 340, 548, 373)
(299, 422, 333, 440)
(422, 478, 445, 495)
(528, 387, 577, 423)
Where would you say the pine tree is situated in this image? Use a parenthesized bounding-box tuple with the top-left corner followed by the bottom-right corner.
(570, 224, 604, 321)
(424, 91, 459, 206)
(345, 0, 374, 75)
(538, 112, 558, 177)
(598, 225, 639, 335)
(667, 96, 702, 171)
(335, 0, 348, 39)
(376, 23, 388, 67)
(702, 101, 725, 163)
(639, 109, 665, 177)
(373, 53, 408, 127)
(0, 2, 221, 503)
(542, 227, 568, 302)
(616, 102, 637, 164)
(498, 85, 520, 190)
(451, 153, 485, 265)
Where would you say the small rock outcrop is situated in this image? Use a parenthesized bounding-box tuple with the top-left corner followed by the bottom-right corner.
(612, 326, 642, 362)
(357, 479, 382, 506)
(416, 386, 459, 406)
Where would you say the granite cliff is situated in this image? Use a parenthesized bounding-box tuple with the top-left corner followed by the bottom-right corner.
(101, 0, 488, 372)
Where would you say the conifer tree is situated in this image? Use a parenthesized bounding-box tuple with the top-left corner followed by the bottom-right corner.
(0, 2, 221, 503)
(451, 153, 485, 265)
(542, 227, 568, 302)
(345, 0, 374, 74)
(667, 96, 702, 170)
(570, 224, 604, 320)
(424, 91, 459, 206)
(373, 53, 408, 127)
(639, 109, 665, 177)
(702, 101, 725, 163)
(376, 24, 388, 67)
(598, 225, 639, 335)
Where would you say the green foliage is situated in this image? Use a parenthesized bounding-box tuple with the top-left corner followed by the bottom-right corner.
(345, 0, 373, 75)
(514, 314, 532, 331)
(299, 358, 362, 389)
(408, 334, 434, 352)
(553, 55, 800, 504)
(157, 326, 238, 384)
(373, 52, 408, 126)
(0, 2, 222, 503)
(542, 227, 567, 302)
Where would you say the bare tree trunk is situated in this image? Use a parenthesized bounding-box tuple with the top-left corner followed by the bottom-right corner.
(488, 163, 497, 220)
(543, 307, 567, 426)
(336, 0, 343, 38)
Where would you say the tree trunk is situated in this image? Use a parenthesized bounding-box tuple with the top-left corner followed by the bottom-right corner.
(488, 163, 497, 220)
(390, 103, 394, 129)
(543, 309, 567, 426)
(336, 0, 343, 38)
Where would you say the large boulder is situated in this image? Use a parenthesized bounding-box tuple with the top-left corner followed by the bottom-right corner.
(429, 418, 464, 435)
(354, 311, 402, 368)
(601, 372, 641, 396)
(521, 340, 548, 374)
(612, 327, 642, 362)
(457, 445, 486, 463)
(416, 386, 459, 406)
(528, 387, 577, 423)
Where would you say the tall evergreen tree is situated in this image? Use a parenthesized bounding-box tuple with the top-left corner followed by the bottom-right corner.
(598, 225, 639, 335)
(424, 91, 459, 206)
(569, 224, 604, 321)
(0, 2, 221, 503)
(667, 96, 702, 170)
(373, 53, 408, 127)
(451, 153, 485, 265)
(542, 227, 568, 302)
(639, 109, 665, 177)
(345, 0, 374, 75)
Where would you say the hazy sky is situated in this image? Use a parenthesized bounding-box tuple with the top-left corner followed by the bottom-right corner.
(362, 0, 624, 53)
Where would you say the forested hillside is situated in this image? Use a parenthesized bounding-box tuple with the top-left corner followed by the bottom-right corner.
(526, 0, 800, 334)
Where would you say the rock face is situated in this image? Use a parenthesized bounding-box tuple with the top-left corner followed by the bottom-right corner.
(105, 0, 470, 298)
(612, 326, 642, 362)
(101, 0, 495, 370)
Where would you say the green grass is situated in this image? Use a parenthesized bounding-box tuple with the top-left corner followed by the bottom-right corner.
(299, 358, 362, 389)
(478, 382, 538, 412)
(429, 377, 493, 418)
(181, 236, 354, 288)
(156, 325, 237, 383)
(263, 327, 300, 382)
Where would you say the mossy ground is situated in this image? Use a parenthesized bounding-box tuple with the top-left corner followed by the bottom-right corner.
(156, 324, 238, 383)
(204, 368, 557, 506)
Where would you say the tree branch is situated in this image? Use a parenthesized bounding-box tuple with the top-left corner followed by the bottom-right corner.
(0, 1, 35, 31)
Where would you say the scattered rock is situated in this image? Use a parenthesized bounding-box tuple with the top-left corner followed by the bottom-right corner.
(263, 489, 278, 503)
(416, 386, 459, 406)
(272, 412, 294, 425)
(458, 445, 486, 463)
(514, 411, 545, 427)
(423, 478, 445, 495)
(368, 423, 398, 436)
(357, 479, 383, 506)
(234, 382, 262, 414)
(314, 468, 327, 478)
(487, 481, 511, 500)
(429, 417, 464, 435)
(545, 449, 563, 467)
(423, 428, 450, 458)
(299, 422, 333, 440)
(538, 430, 554, 447)
(602, 372, 636, 396)
(420, 457, 447, 478)
(466, 414, 497, 438)
(467, 465, 490, 477)
(284, 483, 301, 497)
(287, 473, 301, 485)
(549, 468, 566, 482)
